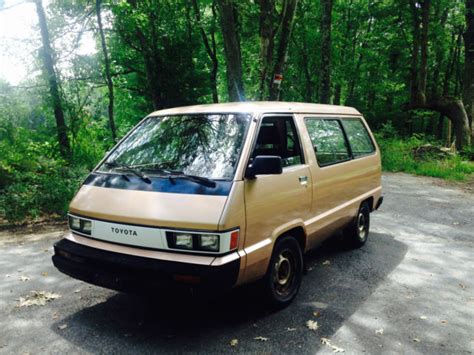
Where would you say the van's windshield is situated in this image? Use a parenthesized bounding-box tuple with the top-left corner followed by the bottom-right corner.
(98, 114, 251, 180)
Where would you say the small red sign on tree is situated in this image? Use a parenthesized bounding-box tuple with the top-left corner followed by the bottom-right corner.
(273, 73, 283, 85)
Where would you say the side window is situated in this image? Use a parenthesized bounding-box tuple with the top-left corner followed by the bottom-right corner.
(341, 119, 375, 157)
(305, 118, 350, 166)
(253, 116, 304, 167)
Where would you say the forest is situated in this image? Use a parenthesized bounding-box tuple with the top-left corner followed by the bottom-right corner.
(0, 0, 473, 224)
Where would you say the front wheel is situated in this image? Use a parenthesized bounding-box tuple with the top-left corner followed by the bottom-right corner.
(344, 202, 370, 248)
(262, 236, 303, 309)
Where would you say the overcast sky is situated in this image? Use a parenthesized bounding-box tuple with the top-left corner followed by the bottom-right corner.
(0, 0, 95, 85)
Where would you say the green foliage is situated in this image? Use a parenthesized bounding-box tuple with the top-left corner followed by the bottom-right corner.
(377, 130, 474, 181)
(1, 0, 473, 224)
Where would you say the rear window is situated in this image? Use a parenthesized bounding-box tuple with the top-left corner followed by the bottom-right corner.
(341, 119, 375, 157)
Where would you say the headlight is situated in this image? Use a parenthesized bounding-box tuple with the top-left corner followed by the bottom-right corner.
(166, 232, 220, 252)
(68, 215, 92, 235)
(166, 229, 238, 254)
(174, 233, 194, 250)
(198, 234, 219, 251)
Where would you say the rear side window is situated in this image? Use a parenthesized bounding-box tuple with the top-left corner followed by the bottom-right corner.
(341, 119, 375, 157)
(305, 119, 350, 166)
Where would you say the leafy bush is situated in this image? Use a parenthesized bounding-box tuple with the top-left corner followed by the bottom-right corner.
(0, 133, 92, 224)
(376, 132, 474, 181)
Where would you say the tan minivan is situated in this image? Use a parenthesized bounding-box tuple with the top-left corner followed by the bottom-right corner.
(53, 102, 382, 307)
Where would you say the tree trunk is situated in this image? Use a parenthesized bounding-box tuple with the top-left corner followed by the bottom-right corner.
(258, 0, 276, 100)
(425, 98, 471, 150)
(409, 0, 471, 150)
(96, 0, 117, 141)
(463, 0, 474, 135)
(333, 83, 341, 105)
(409, 0, 421, 106)
(192, 0, 219, 103)
(216, 0, 245, 101)
(268, 0, 299, 100)
(34, 0, 70, 158)
(345, 17, 372, 106)
(418, 0, 431, 104)
(318, 0, 332, 104)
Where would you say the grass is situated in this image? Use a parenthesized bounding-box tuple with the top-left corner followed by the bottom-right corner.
(377, 135, 474, 181)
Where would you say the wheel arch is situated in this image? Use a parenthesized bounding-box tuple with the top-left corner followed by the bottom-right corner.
(270, 220, 307, 255)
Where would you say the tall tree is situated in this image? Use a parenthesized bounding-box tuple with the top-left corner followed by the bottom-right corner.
(464, 0, 474, 134)
(258, 0, 277, 100)
(408, 0, 471, 150)
(216, 0, 245, 101)
(95, 0, 117, 141)
(268, 0, 299, 100)
(34, 0, 71, 158)
(319, 0, 333, 104)
(192, 0, 219, 103)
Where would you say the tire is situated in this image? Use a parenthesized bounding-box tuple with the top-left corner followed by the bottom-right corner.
(343, 201, 370, 248)
(262, 235, 303, 309)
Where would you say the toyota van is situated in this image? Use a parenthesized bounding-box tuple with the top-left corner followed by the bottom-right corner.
(52, 102, 383, 308)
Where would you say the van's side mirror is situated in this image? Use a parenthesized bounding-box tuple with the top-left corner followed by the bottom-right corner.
(245, 155, 283, 178)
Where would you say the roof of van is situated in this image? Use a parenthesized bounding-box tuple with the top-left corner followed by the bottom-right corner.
(148, 101, 361, 116)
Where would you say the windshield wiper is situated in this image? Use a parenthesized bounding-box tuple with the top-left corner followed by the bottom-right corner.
(172, 172, 216, 188)
(133, 163, 217, 188)
(104, 162, 152, 184)
(166, 171, 216, 188)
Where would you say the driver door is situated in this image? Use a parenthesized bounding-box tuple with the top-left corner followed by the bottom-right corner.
(243, 115, 312, 280)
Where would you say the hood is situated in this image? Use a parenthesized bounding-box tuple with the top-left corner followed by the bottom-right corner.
(69, 173, 231, 231)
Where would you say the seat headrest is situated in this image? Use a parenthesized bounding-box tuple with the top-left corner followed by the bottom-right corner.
(257, 125, 281, 146)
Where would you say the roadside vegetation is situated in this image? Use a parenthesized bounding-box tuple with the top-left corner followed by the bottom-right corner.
(1, 0, 474, 224)
(376, 123, 474, 181)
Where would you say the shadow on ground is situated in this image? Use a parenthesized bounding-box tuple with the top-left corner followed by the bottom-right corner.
(50, 232, 407, 353)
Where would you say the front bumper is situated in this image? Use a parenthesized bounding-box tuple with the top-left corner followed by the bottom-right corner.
(52, 238, 240, 293)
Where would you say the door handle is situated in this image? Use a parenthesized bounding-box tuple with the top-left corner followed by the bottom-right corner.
(299, 175, 308, 186)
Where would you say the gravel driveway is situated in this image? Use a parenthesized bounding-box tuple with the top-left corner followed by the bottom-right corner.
(0, 173, 473, 354)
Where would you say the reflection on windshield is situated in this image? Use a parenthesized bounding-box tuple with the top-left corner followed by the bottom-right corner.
(99, 114, 251, 180)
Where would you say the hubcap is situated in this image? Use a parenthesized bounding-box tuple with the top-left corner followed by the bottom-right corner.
(273, 249, 296, 297)
(357, 212, 368, 240)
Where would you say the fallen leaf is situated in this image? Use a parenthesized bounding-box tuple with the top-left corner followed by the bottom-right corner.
(420, 316, 427, 320)
(254, 336, 269, 342)
(332, 345, 345, 353)
(16, 291, 61, 307)
(313, 311, 321, 317)
(229, 339, 238, 347)
(52, 312, 59, 320)
(375, 328, 384, 335)
(20, 276, 30, 282)
(306, 320, 319, 330)
(413, 338, 420, 343)
(459, 283, 466, 289)
(440, 320, 448, 324)
(41, 272, 48, 277)
(320, 338, 345, 353)
(287, 327, 297, 332)
(322, 260, 331, 266)
(58, 324, 68, 330)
